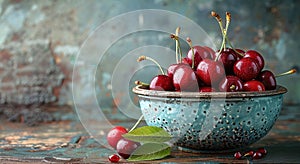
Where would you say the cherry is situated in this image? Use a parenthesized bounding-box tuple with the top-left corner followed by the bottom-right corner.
(233, 58, 260, 81)
(203, 46, 216, 59)
(252, 151, 263, 159)
(244, 50, 264, 72)
(187, 45, 212, 69)
(219, 75, 243, 92)
(234, 48, 245, 60)
(181, 57, 192, 67)
(217, 48, 238, 75)
(199, 86, 216, 92)
(149, 75, 174, 91)
(257, 70, 276, 90)
(234, 151, 243, 160)
(256, 148, 267, 156)
(243, 80, 265, 92)
(196, 58, 225, 86)
(116, 138, 140, 159)
(107, 126, 128, 149)
(108, 154, 121, 163)
(173, 64, 199, 92)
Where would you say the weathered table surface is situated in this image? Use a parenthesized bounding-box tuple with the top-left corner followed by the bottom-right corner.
(0, 105, 299, 163)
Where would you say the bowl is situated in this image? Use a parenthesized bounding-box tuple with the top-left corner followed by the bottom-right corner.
(132, 85, 287, 153)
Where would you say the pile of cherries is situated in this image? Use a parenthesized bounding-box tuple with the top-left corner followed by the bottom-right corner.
(107, 126, 140, 162)
(234, 148, 267, 160)
(138, 11, 295, 93)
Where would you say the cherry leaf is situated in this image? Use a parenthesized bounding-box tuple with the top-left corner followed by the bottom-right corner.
(123, 126, 172, 143)
(127, 143, 171, 161)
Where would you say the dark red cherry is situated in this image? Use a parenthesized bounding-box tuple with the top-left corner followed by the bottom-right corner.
(244, 150, 254, 157)
(203, 46, 216, 59)
(257, 70, 276, 90)
(116, 138, 140, 159)
(199, 86, 216, 92)
(234, 151, 243, 160)
(167, 63, 188, 79)
(233, 58, 260, 81)
(217, 48, 238, 75)
(256, 148, 267, 156)
(107, 126, 128, 149)
(108, 154, 121, 163)
(173, 64, 199, 92)
(196, 59, 225, 86)
(187, 45, 212, 68)
(252, 152, 263, 159)
(243, 80, 265, 92)
(219, 75, 243, 92)
(244, 50, 264, 71)
(233, 48, 245, 60)
(149, 75, 174, 91)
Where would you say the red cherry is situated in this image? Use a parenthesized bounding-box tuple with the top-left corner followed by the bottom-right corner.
(217, 48, 238, 75)
(116, 138, 140, 159)
(233, 58, 260, 81)
(233, 48, 245, 60)
(167, 63, 188, 79)
(257, 70, 276, 90)
(196, 59, 225, 86)
(149, 75, 174, 91)
(107, 126, 128, 149)
(187, 45, 212, 68)
(244, 150, 254, 157)
(173, 64, 199, 92)
(108, 154, 121, 163)
(243, 80, 265, 92)
(234, 151, 243, 160)
(203, 46, 216, 59)
(244, 50, 264, 71)
(256, 148, 267, 155)
(252, 152, 263, 159)
(199, 86, 216, 92)
(219, 75, 243, 92)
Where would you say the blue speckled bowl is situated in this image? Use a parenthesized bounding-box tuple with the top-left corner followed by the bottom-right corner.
(132, 86, 287, 152)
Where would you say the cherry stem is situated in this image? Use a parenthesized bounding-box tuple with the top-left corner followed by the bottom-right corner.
(171, 27, 182, 63)
(129, 115, 144, 132)
(211, 11, 226, 61)
(186, 37, 195, 69)
(135, 80, 150, 87)
(275, 69, 296, 78)
(137, 56, 165, 75)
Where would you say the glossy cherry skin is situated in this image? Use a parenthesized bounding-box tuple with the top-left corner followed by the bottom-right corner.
(182, 57, 193, 67)
(116, 138, 140, 159)
(196, 59, 225, 86)
(173, 64, 199, 92)
(257, 70, 277, 90)
(149, 75, 174, 91)
(167, 63, 188, 79)
(243, 80, 265, 92)
(108, 154, 121, 163)
(199, 86, 216, 92)
(233, 58, 260, 81)
(219, 75, 243, 92)
(233, 48, 245, 60)
(107, 126, 128, 149)
(244, 50, 265, 72)
(187, 45, 213, 68)
(234, 151, 243, 160)
(252, 152, 263, 159)
(203, 46, 216, 59)
(256, 148, 267, 155)
(217, 48, 238, 75)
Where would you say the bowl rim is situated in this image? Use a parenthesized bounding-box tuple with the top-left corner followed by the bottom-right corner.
(132, 85, 287, 98)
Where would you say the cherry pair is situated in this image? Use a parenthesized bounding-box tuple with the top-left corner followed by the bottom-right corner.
(234, 148, 267, 160)
(107, 126, 140, 162)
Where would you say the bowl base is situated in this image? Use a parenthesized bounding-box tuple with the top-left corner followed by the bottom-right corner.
(177, 146, 248, 154)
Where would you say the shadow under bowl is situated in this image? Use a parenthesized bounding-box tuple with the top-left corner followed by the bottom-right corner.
(132, 85, 287, 153)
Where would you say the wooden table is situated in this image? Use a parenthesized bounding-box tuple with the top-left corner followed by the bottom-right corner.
(0, 105, 299, 163)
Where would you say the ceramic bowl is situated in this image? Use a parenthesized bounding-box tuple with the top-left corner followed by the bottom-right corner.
(132, 85, 287, 152)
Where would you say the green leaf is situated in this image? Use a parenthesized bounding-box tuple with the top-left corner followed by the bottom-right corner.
(127, 143, 171, 161)
(123, 126, 172, 143)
